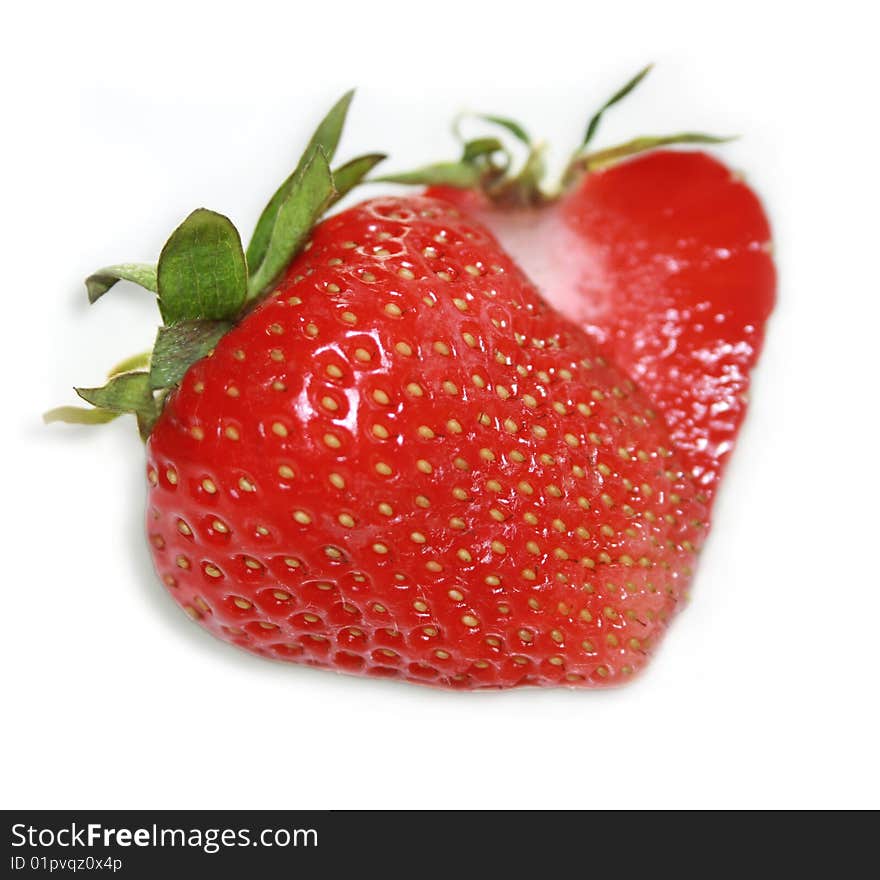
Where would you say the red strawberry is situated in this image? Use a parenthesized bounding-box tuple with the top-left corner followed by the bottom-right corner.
(145, 195, 708, 688)
(48, 93, 709, 689)
(385, 68, 777, 501)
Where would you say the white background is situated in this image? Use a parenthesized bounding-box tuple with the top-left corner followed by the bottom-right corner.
(3, 0, 878, 809)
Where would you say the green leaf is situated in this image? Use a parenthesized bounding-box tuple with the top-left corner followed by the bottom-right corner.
(246, 90, 354, 274)
(582, 64, 654, 148)
(157, 209, 247, 325)
(43, 406, 120, 426)
(330, 153, 386, 204)
(477, 114, 531, 145)
(150, 320, 231, 390)
(462, 137, 506, 163)
(581, 132, 734, 171)
(303, 89, 355, 163)
(246, 147, 336, 300)
(85, 263, 158, 304)
(375, 161, 481, 189)
(75, 371, 159, 437)
(76, 371, 154, 413)
(107, 350, 151, 377)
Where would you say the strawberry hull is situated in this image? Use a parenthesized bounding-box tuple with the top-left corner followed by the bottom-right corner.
(144, 196, 709, 690)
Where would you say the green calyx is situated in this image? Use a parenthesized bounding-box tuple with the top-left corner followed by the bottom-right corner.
(377, 65, 733, 207)
(46, 91, 385, 440)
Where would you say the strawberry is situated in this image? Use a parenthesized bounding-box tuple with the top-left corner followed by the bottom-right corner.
(48, 91, 710, 690)
(383, 67, 777, 501)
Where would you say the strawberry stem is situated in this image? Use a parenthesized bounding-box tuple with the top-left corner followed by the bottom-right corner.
(379, 65, 731, 207)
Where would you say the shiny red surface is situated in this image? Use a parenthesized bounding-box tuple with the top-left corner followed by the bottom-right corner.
(145, 196, 708, 688)
(428, 150, 776, 500)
